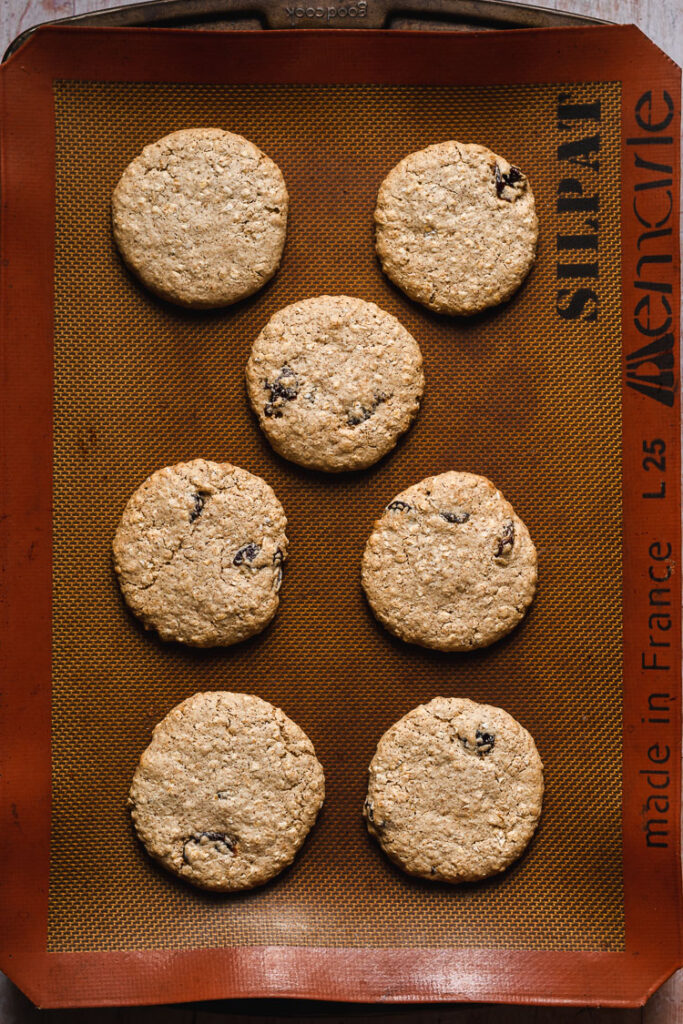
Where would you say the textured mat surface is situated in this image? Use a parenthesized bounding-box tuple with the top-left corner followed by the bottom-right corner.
(50, 79, 622, 953)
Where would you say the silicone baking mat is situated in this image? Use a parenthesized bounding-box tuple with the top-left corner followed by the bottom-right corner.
(0, 25, 680, 1008)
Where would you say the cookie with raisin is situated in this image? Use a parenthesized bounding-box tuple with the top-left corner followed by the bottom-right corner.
(130, 692, 324, 891)
(361, 471, 536, 651)
(364, 697, 543, 883)
(113, 459, 287, 647)
(246, 296, 424, 472)
(375, 141, 537, 315)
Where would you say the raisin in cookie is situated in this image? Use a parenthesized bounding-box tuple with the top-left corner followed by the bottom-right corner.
(113, 459, 287, 647)
(375, 141, 537, 315)
(112, 128, 288, 308)
(361, 471, 536, 651)
(365, 697, 543, 883)
(130, 691, 325, 891)
(246, 295, 424, 472)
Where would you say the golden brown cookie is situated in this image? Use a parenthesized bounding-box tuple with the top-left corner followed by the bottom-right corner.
(361, 471, 537, 651)
(375, 141, 537, 315)
(246, 295, 425, 472)
(365, 697, 543, 883)
(130, 691, 325, 891)
(112, 128, 288, 308)
(113, 459, 287, 647)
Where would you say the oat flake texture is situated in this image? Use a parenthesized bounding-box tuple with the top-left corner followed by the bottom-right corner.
(361, 471, 537, 651)
(112, 128, 288, 308)
(129, 691, 325, 891)
(375, 141, 538, 315)
(246, 295, 425, 472)
(365, 697, 544, 883)
(112, 459, 288, 647)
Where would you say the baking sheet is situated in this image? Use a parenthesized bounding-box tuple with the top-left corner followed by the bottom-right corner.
(0, 24, 680, 1007)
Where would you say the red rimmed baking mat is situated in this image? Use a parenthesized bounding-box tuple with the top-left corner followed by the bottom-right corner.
(0, 24, 680, 1008)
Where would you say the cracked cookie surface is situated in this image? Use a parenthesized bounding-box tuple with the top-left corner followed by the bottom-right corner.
(245, 295, 424, 472)
(361, 471, 537, 651)
(113, 459, 287, 647)
(375, 141, 537, 315)
(112, 128, 288, 308)
(130, 691, 325, 891)
(365, 696, 543, 883)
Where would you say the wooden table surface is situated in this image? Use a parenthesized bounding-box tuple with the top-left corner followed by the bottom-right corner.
(0, 0, 680, 1018)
